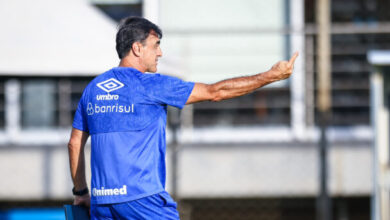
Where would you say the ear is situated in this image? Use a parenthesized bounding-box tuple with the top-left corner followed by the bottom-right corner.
(131, 42, 143, 57)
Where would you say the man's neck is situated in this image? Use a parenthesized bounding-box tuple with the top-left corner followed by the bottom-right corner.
(118, 57, 145, 73)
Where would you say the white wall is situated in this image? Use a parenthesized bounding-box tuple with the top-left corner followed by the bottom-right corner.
(0, 143, 371, 200)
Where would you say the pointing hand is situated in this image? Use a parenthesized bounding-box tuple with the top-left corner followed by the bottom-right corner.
(268, 52, 299, 82)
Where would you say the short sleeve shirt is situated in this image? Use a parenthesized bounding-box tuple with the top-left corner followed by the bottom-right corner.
(73, 67, 194, 204)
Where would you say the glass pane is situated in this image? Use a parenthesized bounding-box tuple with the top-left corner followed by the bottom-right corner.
(21, 79, 57, 128)
(93, 3, 142, 22)
(306, 0, 390, 23)
(193, 89, 291, 127)
(70, 77, 93, 118)
(161, 0, 290, 127)
(331, 0, 390, 23)
(313, 33, 390, 125)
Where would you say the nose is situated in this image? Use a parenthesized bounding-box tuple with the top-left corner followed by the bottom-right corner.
(157, 47, 163, 57)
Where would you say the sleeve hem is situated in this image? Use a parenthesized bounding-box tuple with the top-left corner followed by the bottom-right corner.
(72, 124, 89, 133)
(176, 82, 195, 109)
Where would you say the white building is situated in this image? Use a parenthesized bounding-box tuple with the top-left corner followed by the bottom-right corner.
(0, 0, 380, 219)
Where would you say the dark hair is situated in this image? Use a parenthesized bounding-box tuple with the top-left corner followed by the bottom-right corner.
(116, 16, 163, 59)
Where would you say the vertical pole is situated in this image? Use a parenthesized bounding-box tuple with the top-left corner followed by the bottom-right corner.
(169, 107, 180, 200)
(316, 0, 332, 220)
(317, 112, 332, 220)
(58, 79, 71, 127)
(371, 69, 390, 220)
(43, 145, 52, 198)
(370, 71, 381, 220)
(305, 35, 315, 127)
(5, 79, 21, 143)
(142, 0, 160, 25)
(290, 0, 306, 140)
(383, 73, 390, 220)
(316, 0, 331, 112)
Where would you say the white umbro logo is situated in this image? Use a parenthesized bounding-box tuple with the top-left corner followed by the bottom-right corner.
(97, 78, 124, 93)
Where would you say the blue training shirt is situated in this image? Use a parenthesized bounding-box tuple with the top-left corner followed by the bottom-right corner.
(72, 67, 194, 204)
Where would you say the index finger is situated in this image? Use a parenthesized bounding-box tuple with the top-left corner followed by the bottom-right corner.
(288, 52, 299, 65)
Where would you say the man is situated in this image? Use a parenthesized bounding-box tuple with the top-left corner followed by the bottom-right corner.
(68, 16, 298, 220)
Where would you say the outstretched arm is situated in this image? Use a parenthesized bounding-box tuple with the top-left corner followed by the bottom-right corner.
(68, 128, 90, 207)
(186, 52, 298, 104)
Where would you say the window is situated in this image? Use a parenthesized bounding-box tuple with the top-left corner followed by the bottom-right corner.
(305, 0, 390, 126)
(305, 0, 390, 23)
(193, 89, 291, 127)
(92, 0, 142, 22)
(21, 79, 57, 128)
(69, 77, 92, 125)
(19, 77, 93, 129)
(161, 0, 290, 127)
